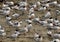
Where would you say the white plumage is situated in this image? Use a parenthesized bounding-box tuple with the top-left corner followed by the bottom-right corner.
(11, 31, 20, 38)
(19, 2, 27, 7)
(6, 16, 11, 21)
(51, 39, 60, 42)
(38, 6, 47, 11)
(5, 1, 14, 5)
(12, 13, 20, 19)
(44, 11, 51, 18)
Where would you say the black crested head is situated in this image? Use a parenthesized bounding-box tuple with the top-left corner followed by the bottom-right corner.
(6, 15, 9, 17)
(55, 18, 57, 20)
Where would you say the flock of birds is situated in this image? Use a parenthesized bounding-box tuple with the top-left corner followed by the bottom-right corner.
(0, 0, 60, 42)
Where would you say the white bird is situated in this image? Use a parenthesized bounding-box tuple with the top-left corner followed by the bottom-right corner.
(0, 32, 6, 36)
(41, 0, 50, 3)
(39, 20, 48, 26)
(12, 13, 20, 19)
(0, 26, 6, 36)
(11, 5, 19, 10)
(56, 4, 60, 7)
(19, 1, 27, 7)
(2, 7, 11, 10)
(26, 19, 32, 24)
(32, 3, 37, 8)
(56, 10, 60, 15)
(2, 4, 8, 7)
(38, 6, 47, 11)
(51, 26, 60, 30)
(19, 26, 29, 34)
(6, 16, 12, 21)
(34, 33, 39, 38)
(47, 30, 52, 37)
(19, 7, 27, 11)
(47, 23, 53, 28)
(5, 1, 14, 5)
(29, 8, 34, 14)
(24, 27, 28, 33)
(2, 7, 11, 15)
(0, 29, 4, 33)
(44, 11, 51, 18)
(36, 1, 41, 6)
(3, 10, 10, 15)
(52, 33, 60, 39)
(51, 39, 60, 42)
(49, 1, 57, 5)
(46, 18, 54, 22)
(53, 18, 59, 25)
(11, 31, 20, 38)
(7, 21, 13, 26)
(13, 21, 22, 28)
(45, 4, 50, 7)
(34, 33, 43, 42)
(33, 17, 40, 22)
(51, 1, 57, 5)
(29, 13, 35, 19)
(26, 24, 32, 31)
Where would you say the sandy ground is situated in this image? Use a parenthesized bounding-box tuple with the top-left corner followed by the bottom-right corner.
(0, 0, 60, 42)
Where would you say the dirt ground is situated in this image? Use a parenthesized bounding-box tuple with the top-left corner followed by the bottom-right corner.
(0, 0, 60, 42)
